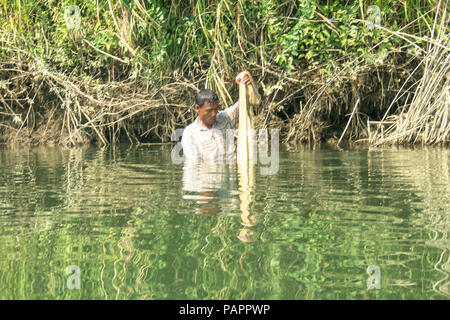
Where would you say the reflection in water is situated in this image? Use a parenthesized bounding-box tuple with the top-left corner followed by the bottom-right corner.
(0, 145, 448, 299)
(182, 161, 257, 241)
(237, 160, 257, 242)
(367, 148, 449, 297)
(182, 162, 233, 216)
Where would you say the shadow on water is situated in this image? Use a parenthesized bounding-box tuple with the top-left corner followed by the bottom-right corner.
(0, 144, 448, 299)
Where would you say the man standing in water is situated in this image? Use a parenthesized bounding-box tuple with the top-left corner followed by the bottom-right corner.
(181, 72, 252, 163)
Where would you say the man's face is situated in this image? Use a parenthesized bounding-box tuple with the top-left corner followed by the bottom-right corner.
(195, 101, 219, 128)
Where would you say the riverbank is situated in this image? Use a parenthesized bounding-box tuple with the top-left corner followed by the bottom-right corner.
(1, 1, 448, 147)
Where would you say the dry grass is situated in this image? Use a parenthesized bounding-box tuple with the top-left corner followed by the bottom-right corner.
(369, 1, 449, 146)
(0, 45, 199, 147)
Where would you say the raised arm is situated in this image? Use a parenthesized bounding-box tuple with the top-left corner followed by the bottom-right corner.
(223, 72, 254, 127)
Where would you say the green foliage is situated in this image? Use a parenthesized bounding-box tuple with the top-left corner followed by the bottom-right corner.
(1, 0, 440, 82)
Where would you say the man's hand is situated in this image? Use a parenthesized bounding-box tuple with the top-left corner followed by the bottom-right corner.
(236, 71, 251, 85)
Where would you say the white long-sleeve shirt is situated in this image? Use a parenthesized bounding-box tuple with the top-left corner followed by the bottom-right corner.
(181, 102, 239, 163)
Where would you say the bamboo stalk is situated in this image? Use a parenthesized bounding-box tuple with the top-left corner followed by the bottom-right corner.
(337, 98, 360, 146)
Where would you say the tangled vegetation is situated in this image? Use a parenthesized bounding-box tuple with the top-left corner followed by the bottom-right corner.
(0, 0, 448, 147)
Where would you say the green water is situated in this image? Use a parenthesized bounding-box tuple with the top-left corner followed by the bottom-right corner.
(0, 145, 448, 299)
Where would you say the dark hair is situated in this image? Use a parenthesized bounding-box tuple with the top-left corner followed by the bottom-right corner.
(195, 89, 219, 108)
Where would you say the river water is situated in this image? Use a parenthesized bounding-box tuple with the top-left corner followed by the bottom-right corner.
(0, 144, 448, 299)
